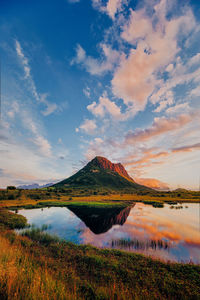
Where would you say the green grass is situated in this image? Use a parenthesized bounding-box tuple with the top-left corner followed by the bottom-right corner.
(0, 209, 28, 229)
(142, 200, 164, 207)
(53, 159, 153, 193)
(21, 227, 61, 245)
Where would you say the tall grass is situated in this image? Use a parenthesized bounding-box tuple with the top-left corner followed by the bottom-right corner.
(0, 235, 72, 300)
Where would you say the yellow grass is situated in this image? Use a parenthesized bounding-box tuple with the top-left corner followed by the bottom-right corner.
(0, 234, 73, 300)
(0, 192, 199, 209)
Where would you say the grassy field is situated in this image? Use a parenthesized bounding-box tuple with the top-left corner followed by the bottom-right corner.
(0, 209, 200, 300)
(0, 187, 199, 210)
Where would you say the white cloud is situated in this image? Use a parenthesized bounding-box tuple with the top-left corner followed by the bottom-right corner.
(111, 1, 196, 114)
(92, 0, 128, 20)
(154, 91, 174, 113)
(190, 86, 200, 97)
(16, 40, 31, 79)
(187, 53, 200, 67)
(68, 0, 80, 3)
(165, 64, 174, 72)
(16, 40, 40, 101)
(87, 95, 122, 119)
(106, 0, 126, 20)
(15, 40, 58, 116)
(77, 119, 97, 134)
(18, 109, 52, 157)
(165, 102, 190, 115)
(71, 43, 120, 75)
(83, 86, 91, 98)
(94, 137, 103, 144)
(33, 135, 52, 157)
(124, 113, 195, 145)
(7, 101, 19, 119)
(40, 94, 58, 116)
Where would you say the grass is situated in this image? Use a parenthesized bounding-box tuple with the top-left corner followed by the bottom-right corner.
(0, 234, 71, 300)
(0, 190, 199, 212)
(0, 187, 199, 211)
(0, 209, 28, 229)
(0, 209, 200, 299)
(142, 200, 164, 207)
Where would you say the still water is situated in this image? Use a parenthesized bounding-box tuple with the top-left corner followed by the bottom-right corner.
(17, 202, 200, 264)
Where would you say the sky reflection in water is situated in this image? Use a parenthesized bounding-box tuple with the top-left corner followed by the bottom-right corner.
(17, 203, 200, 264)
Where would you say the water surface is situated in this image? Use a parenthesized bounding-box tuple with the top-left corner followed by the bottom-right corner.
(17, 202, 200, 264)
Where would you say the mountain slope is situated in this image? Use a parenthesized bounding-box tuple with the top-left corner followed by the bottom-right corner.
(53, 156, 153, 193)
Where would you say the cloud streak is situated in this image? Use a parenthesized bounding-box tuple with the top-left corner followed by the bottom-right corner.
(124, 114, 194, 145)
(15, 40, 58, 116)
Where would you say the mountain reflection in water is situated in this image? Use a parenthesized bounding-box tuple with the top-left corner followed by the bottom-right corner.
(17, 203, 200, 264)
(67, 204, 134, 234)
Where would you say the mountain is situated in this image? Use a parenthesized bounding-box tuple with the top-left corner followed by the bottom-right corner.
(18, 183, 54, 189)
(89, 156, 134, 181)
(53, 156, 153, 193)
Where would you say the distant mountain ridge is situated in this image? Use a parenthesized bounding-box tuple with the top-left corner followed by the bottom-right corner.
(17, 183, 54, 189)
(53, 156, 153, 193)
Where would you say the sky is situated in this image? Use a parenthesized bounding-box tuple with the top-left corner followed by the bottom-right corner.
(0, 0, 200, 190)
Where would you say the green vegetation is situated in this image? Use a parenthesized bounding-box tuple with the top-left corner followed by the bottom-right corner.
(0, 209, 28, 229)
(53, 157, 153, 194)
(6, 186, 16, 190)
(0, 210, 199, 299)
(22, 227, 61, 245)
(0, 187, 199, 214)
(143, 200, 164, 207)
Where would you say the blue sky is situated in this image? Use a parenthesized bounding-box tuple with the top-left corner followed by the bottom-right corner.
(0, 0, 200, 189)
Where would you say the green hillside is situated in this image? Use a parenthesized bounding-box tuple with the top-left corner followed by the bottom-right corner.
(53, 156, 153, 193)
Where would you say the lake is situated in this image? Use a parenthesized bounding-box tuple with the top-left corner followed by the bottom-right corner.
(16, 202, 200, 264)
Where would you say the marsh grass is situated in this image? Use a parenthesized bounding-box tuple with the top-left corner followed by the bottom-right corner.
(111, 238, 170, 251)
(0, 234, 72, 300)
(21, 227, 61, 245)
(0, 209, 28, 229)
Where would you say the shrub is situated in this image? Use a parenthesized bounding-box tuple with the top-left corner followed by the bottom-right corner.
(7, 186, 16, 190)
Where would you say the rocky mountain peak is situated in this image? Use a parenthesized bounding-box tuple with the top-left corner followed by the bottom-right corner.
(89, 156, 134, 181)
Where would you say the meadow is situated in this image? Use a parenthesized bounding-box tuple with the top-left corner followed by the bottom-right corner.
(0, 187, 199, 211)
(0, 188, 200, 299)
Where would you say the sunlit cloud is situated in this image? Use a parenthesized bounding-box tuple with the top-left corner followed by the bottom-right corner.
(76, 119, 97, 135)
(92, 0, 128, 20)
(71, 43, 120, 75)
(135, 178, 169, 190)
(124, 113, 195, 144)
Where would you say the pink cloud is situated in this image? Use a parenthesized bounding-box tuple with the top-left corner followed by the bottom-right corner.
(124, 114, 193, 144)
(92, 0, 127, 20)
(135, 177, 169, 190)
(76, 119, 97, 135)
(111, 1, 195, 112)
(172, 142, 200, 153)
(71, 43, 120, 75)
(87, 95, 122, 119)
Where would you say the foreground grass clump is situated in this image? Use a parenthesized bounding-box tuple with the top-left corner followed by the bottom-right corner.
(0, 209, 28, 229)
(0, 234, 70, 300)
(22, 227, 61, 245)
